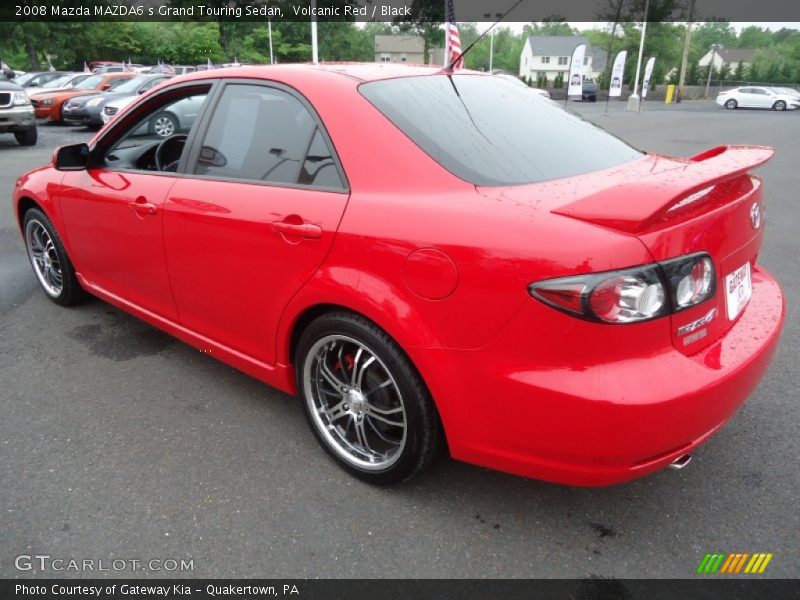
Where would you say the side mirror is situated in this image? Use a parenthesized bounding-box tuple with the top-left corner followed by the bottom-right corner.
(54, 143, 90, 171)
(138, 88, 146, 94)
(3, 69, 15, 80)
(100, 83, 111, 90)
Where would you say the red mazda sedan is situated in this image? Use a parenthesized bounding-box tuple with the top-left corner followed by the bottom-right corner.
(13, 64, 785, 486)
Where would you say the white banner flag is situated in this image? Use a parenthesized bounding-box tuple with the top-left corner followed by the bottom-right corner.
(609, 50, 627, 98)
(641, 57, 656, 98)
(567, 43, 586, 97)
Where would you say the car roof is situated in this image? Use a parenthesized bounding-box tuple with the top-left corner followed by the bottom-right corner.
(175, 62, 480, 85)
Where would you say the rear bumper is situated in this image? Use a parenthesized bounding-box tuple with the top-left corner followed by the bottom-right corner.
(414, 266, 784, 486)
(0, 106, 35, 132)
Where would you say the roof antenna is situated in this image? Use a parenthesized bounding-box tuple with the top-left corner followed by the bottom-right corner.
(441, 0, 525, 73)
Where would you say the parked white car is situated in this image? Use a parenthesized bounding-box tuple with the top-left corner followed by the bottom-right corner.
(769, 87, 800, 101)
(496, 74, 551, 98)
(102, 93, 206, 138)
(716, 86, 800, 111)
(100, 94, 137, 124)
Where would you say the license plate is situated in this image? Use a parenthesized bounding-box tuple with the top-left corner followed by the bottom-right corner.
(725, 262, 752, 320)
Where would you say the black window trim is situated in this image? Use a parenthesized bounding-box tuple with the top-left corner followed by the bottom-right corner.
(89, 77, 350, 194)
(181, 78, 350, 194)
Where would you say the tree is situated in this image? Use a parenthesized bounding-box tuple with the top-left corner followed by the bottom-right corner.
(685, 60, 700, 85)
(733, 60, 746, 81)
(737, 26, 774, 49)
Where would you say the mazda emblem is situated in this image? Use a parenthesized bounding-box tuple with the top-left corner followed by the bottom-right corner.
(750, 203, 762, 230)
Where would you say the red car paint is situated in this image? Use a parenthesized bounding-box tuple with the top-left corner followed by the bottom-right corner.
(13, 64, 785, 485)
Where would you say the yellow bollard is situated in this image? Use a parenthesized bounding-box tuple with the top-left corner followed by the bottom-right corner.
(665, 84, 675, 104)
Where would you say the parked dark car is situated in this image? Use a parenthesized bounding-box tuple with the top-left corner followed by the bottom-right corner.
(0, 71, 37, 145)
(61, 74, 171, 127)
(582, 81, 598, 102)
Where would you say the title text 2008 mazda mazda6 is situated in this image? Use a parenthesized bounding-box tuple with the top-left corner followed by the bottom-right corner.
(13, 65, 785, 485)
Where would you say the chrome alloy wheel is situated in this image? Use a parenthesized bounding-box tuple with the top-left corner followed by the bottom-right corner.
(153, 115, 175, 137)
(25, 219, 63, 298)
(303, 335, 407, 471)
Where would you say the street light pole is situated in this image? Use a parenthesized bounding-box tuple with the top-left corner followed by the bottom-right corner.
(310, 0, 319, 64)
(627, 0, 649, 111)
(268, 18, 274, 64)
(489, 27, 494, 72)
(482, 14, 502, 73)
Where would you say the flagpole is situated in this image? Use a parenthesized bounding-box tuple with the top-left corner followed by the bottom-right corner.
(443, 0, 449, 67)
(310, 0, 319, 64)
(627, 0, 649, 111)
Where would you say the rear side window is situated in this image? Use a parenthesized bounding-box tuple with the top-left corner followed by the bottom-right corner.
(194, 83, 344, 189)
(360, 74, 642, 186)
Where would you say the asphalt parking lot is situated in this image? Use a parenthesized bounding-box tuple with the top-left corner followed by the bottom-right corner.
(1, 101, 798, 579)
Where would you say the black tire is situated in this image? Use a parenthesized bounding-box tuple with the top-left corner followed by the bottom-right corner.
(14, 127, 37, 146)
(295, 311, 441, 485)
(22, 208, 85, 306)
(773, 100, 786, 111)
(149, 112, 178, 138)
(725, 99, 737, 110)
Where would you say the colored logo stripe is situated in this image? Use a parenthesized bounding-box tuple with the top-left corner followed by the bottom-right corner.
(698, 553, 773, 574)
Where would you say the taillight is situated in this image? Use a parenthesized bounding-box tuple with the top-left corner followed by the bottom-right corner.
(661, 253, 715, 311)
(529, 253, 716, 324)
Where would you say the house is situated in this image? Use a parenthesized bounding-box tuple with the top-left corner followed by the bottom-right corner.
(698, 47, 755, 71)
(374, 35, 426, 64)
(519, 36, 607, 84)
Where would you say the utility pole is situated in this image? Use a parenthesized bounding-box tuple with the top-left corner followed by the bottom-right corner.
(677, 0, 696, 102)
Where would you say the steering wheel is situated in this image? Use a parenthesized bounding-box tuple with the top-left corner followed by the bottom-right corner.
(154, 134, 188, 172)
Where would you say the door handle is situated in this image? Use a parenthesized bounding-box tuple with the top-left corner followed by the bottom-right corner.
(271, 219, 322, 240)
(129, 196, 157, 216)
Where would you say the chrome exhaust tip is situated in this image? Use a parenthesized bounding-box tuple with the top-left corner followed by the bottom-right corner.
(668, 454, 692, 470)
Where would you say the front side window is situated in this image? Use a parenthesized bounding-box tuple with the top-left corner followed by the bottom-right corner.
(192, 84, 343, 189)
(104, 86, 210, 172)
(112, 76, 152, 94)
(106, 77, 133, 91)
(360, 74, 642, 187)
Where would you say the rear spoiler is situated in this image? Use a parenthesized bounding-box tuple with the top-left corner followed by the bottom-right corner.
(552, 145, 774, 233)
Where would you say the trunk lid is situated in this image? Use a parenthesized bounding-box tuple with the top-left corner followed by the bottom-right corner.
(479, 145, 774, 355)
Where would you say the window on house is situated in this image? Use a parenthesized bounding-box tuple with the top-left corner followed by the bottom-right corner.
(541, 56, 550, 64)
(401, 53, 407, 62)
(584, 57, 589, 65)
(380, 53, 391, 62)
(558, 57, 568, 66)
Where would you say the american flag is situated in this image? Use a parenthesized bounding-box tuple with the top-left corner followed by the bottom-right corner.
(445, 0, 463, 69)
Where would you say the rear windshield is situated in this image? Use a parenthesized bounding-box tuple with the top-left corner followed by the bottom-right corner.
(359, 74, 641, 186)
